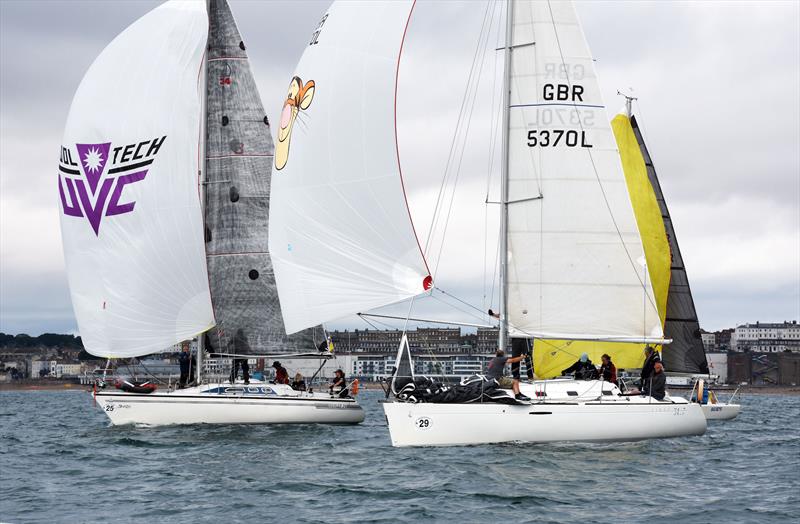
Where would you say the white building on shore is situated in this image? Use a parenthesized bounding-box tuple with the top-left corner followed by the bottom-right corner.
(731, 321, 800, 353)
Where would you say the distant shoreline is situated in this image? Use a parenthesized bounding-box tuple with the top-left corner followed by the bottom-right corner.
(1, 380, 799, 396)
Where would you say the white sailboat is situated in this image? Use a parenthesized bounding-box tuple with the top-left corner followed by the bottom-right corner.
(57, 0, 364, 426)
(268, 0, 705, 446)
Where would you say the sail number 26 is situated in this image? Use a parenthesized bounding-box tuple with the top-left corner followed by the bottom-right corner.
(527, 129, 592, 148)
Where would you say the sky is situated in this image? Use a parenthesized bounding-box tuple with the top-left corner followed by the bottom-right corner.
(0, 0, 798, 337)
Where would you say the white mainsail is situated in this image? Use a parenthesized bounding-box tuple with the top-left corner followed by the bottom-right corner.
(268, 1, 431, 335)
(58, 1, 214, 358)
(505, 0, 662, 341)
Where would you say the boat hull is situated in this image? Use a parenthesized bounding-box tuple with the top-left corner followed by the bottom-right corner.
(94, 383, 365, 426)
(382, 398, 706, 447)
(701, 403, 740, 421)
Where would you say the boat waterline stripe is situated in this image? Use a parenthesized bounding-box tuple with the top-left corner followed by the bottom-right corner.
(108, 159, 153, 174)
(59, 165, 79, 175)
(96, 392, 357, 404)
(100, 398, 363, 409)
(510, 103, 605, 109)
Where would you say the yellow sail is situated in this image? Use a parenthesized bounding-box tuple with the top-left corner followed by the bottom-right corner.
(532, 113, 671, 377)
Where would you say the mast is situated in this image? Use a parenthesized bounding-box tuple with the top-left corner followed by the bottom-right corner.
(498, 0, 513, 352)
(196, 0, 211, 384)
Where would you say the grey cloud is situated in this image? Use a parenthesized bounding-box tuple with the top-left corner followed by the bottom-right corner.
(0, 0, 797, 337)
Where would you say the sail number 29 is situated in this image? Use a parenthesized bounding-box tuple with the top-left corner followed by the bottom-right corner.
(527, 129, 592, 148)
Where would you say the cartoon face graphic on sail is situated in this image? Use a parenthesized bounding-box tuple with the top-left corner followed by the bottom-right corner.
(275, 76, 314, 170)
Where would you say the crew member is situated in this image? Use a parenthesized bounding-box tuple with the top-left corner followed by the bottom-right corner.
(177, 343, 191, 388)
(599, 353, 617, 385)
(642, 361, 666, 400)
(561, 353, 598, 380)
(329, 369, 348, 397)
(291, 372, 307, 391)
(272, 361, 289, 385)
(641, 346, 661, 383)
(486, 348, 530, 401)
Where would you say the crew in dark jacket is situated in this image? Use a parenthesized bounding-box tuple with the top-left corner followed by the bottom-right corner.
(642, 362, 667, 400)
(562, 353, 597, 380)
(329, 369, 349, 398)
(178, 345, 191, 388)
(641, 346, 661, 382)
(599, 354, 617, 385)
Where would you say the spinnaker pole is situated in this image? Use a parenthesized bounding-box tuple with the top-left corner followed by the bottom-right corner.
(498, 0, 513, 352)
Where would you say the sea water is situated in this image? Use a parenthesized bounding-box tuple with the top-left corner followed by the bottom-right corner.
(1, 389, 798, 523)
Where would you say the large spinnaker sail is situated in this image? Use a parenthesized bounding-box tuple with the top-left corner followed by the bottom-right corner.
(505, 0, 662, 342)
(268, 1, 431, 335)
(203, 0, 320, 354)
(631, 115, 709, 374)
(533, 113, 672, 377)
(58, 1, 213, 358)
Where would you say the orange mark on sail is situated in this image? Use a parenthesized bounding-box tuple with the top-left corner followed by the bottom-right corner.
(275, 76, 315, 170)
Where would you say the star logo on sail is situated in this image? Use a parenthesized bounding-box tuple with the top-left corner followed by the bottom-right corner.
(58, 136, 166, 235)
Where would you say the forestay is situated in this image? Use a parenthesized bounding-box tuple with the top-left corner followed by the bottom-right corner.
(268, 0, 431, 335)
(58, 1, 214, 358)
(505, 0, 662, 341)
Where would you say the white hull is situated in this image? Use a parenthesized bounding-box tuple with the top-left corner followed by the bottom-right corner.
(94, 381, 365, 426)
(383, 379, 706, 447)
(702, 403, 741, 421)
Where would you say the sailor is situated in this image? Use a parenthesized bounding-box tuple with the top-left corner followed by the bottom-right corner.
(291, 372, 307, 392)
(561, 353, 598, 380)
(511, 337, 535, 382)
(329, 369, 348, 397)
(272, 361, 289, 385)
(486, 349, 531, 401)
(642, 361, 667, 400)
(640, 345, 661, 383)
(177, 343, 191, 388)
(599, 353, 617, 385)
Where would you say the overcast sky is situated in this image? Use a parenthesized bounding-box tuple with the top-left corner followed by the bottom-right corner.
(1, 0, 798, 337)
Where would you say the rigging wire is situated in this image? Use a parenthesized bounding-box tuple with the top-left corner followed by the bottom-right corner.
(431, 3, 498, 282)
(422, 0, 494, 259)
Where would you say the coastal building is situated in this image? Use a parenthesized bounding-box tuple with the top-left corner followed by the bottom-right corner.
(731, 321, 800, 353)
(701, 331, 716, 352)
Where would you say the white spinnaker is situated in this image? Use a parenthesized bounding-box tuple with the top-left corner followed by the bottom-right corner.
(269, 1, 431, 335)
(505, 0, 662, 341)
(59, 1, 214, 358)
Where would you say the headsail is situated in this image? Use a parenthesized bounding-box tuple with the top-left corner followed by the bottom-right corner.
(505, 0, 662, 342)
(203, 0, 320, 354)
(58, 1, 214, 358)
(268, 1, 431, 335)
(533, 112, 672, 377)
(630, 115, 709, 373)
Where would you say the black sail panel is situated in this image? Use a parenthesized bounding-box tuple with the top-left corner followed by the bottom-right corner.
(630, 116, 709, 374)
(204, 0, 320, 354)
